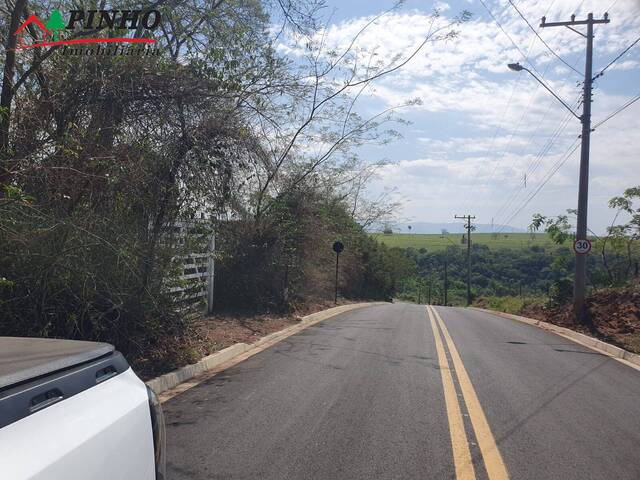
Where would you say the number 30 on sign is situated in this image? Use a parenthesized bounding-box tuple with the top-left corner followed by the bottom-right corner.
(573, 239, 592, 255)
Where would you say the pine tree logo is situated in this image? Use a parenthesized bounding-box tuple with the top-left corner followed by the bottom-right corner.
(45, 10, 65, 41)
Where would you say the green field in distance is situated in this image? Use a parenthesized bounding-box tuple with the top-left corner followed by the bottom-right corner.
(370, 232, 570, 251)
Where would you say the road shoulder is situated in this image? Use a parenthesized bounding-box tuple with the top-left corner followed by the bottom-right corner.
(470, 307, 640, 372)
(147, 302, 387, 401)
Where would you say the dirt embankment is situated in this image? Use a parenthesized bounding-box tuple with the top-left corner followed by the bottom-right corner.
(521, 284, 640, 354)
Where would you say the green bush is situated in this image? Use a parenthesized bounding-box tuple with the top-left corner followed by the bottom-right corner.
(548, 278, 573, 307)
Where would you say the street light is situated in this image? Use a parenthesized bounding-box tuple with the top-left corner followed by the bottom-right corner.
(507, 55, 592, 322)
(507, 63, 580, 120)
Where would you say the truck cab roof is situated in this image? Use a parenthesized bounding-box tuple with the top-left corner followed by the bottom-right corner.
(0, 337, 114, 390)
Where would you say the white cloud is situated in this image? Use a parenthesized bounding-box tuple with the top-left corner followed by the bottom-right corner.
(275, 0, 640, 232)
(434, 1, 451, 13)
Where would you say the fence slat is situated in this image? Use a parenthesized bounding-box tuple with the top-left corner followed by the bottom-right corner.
(164, 220, 214, 313)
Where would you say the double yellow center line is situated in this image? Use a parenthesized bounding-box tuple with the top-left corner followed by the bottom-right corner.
(427, 305, 509, 480)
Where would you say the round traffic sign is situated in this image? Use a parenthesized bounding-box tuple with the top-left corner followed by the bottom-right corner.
(332, 241, 344, 253)
(573, 239, 592, 255)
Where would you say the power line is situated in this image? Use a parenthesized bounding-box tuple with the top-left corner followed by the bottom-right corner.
(460, 0, 584, 226)
(462, 1, 583, 216)
(455, 21, 543, 216)
(507, 0, 583, 76)
(519, 95, 582, 181)
(499, 138, 581, 231)
(465, 56, 572, 216)
(477, 0, 544, 77)
(500, 140, 580, 230)
(605, 0, 620, 11)
(493, 110, 575, 228)
(593, 36, 640, 81)
(495, 7, 605, 243)
(493, 92, 583, 227)
(456, 60, 531, 213)
(492, 92, 582, 228)
(494, 98, 581, 230)
(593, 93, 640, 129)
(460, 0, 585, 215)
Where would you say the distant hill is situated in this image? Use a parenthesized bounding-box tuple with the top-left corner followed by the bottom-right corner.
(371, 222, 526, 234)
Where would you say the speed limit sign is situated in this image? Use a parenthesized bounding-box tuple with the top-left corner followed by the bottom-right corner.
(573, 239, 592, 255)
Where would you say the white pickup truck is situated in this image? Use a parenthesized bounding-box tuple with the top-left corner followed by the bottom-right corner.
(0, 337, 165, 479)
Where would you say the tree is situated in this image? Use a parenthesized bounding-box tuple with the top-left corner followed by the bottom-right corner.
(531, 187, 640, 287)
(0, 0, 474, 367)
(0, 0, 293, 352)
(244, 5, 471, 219)
(601, 186, 640, 283)
(0, 0, 27, 178)
(45, 10, 65, 40)
(529, 212, 573, 245)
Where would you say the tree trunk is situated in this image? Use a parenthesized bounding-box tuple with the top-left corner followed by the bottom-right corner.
(600, 239, 614, 285)
(0, 0, 28, 188)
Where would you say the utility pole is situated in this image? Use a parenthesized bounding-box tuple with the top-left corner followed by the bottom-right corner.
(334, 252, 339, 304)
(428, 277, 432, 305)
(540, 13, 609, 321)
(455, 214, 475, 306)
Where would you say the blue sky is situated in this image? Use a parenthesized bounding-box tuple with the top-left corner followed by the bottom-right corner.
(290, 0, 640, 233)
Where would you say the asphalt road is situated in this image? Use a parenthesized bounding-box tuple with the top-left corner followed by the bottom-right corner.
(164, 303, 640, 480)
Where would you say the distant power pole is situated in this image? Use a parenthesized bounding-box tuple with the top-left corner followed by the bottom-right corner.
(455, 214, 475, 306)
(540, 13, 610, 321)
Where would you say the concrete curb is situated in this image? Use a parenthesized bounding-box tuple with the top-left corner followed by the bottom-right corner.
(146, 302, 387, 395)
(470, 307, 640, 370)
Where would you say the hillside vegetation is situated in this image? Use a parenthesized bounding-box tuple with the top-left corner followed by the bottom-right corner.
(373, 232, 578, 251)
(1, 0, 431, 373)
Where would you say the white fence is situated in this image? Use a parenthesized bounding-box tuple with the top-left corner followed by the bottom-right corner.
(165, 220, 215, 313)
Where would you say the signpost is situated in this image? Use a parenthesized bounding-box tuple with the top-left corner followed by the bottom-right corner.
(573, 239, 592, 255)
(333, 241, 344, 304)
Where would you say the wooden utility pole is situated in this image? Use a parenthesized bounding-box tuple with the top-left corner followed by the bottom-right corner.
(455, 215, 475, 306)
(540, 13, 610, 321)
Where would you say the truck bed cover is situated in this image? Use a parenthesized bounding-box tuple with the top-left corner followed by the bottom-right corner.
(0, 337, 114, 390)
